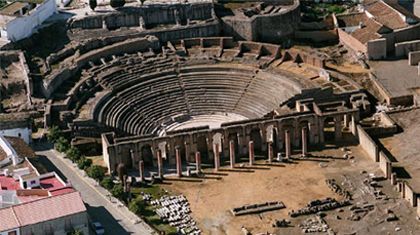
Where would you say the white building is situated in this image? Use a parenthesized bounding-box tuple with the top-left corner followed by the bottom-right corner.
(0, 114, 32, 144)
(0, 0, 57, 42)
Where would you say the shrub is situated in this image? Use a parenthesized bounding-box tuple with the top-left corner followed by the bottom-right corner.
(67, 229, 84, 235)
(129, 198, 146, 214)
(47, 126, 62, 143)
(55, 137, 70, 153)
(87, 165, 105, 181)
(77, 158, 92, 170)
(100, 176, 115, 190)
(111, 183, 124, 200)
(66, 147, 82, 162)
(110, 0, 125, 8)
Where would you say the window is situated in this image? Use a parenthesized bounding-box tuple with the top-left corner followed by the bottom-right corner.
(30, 180, 36, 185)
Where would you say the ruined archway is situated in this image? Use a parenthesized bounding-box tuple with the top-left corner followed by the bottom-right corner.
(141, 144, 154, 167)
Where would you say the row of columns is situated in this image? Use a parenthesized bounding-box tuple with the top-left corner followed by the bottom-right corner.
(138, 127, 309, 179)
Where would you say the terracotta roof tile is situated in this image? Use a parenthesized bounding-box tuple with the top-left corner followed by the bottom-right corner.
(0, 191, 86, 231)
(12, 191, 86, 227)
(0, 207, 19, 231)
(365, 0, 408, 29)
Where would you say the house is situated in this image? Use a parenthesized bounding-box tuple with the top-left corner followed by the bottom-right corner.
(334, 0, 420, 59)
(0, 0, 57, 42)
(0, 113, 32, 144)
(0, 191, 90, 235)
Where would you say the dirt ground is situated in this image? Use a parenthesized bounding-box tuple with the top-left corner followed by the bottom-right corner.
(161, 142, 420, 235)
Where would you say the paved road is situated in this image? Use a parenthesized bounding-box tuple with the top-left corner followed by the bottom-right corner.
(35, 145, 153, 235)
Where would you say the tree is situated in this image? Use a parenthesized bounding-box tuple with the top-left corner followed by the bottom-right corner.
(47, 126, 62, 143)
(89, 0, 97, 11)
(111, 183, 124, 200)
(66, 147, 82, 162)
(110, 0, 125, 8)
(100, 176, 115, 190)
(87, 165, 105, 181)
(129, 198, 146, 214)
(67, 229, 84, 235)
(77, 158, 92, 170)
(55, 137, 70, 153)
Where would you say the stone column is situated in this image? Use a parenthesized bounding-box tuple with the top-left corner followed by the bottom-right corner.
(285, 130, 291, 159)
(343, 114, 349, 128)
(268, 141, 273, 163)
(229, 140, 235, 168)
(139, 160, 145, 182)
(301, 127, 308, 157)
(351, 114, 357, 135)
(195, 151, 201, 174)
(319, 119, 325, 144)
(334, 117, 343, 140)
(249, 141, 254, 166)
(214, 143, 220, 171)
(175, 147, 182, 177)
(184, 142, 191, 163)
(130, 149, 136, 170)
(157, 149, 164, 179)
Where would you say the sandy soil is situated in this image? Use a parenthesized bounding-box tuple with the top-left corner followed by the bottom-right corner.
(161, 142, 420, 235)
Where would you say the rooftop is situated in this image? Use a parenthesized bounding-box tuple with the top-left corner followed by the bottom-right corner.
(0, 2, 27, 16)
(0, 191, 86, 232)
(364, 0, 416, 30)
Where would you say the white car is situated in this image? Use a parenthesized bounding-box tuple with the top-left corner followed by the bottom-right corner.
(92, 222, 105, 235)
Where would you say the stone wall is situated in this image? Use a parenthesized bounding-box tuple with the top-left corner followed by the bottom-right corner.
(395, 39, 420, 57)
(221, 0, 300, 43)
(69, 3, 214, 30)
(42, 36, 161, 98)
(379, 151, 392, 179)
(408, 51, 420, 65)
(294, 30, 338, 43)
(357, 124, 378, 162)
(367, 38, 387, 60)
(403, 181, 417, 207)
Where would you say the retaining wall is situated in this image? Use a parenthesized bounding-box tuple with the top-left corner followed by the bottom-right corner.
(367, 38, 387, 60)
(69, 3, 214, 30)
(357, 124, 379, 162)
(395, 39, 420, 57)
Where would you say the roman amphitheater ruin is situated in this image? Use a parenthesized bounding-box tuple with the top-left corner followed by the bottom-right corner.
(2, 0, 420, 234)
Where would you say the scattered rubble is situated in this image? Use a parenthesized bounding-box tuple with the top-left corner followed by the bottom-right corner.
(151, 195, 200, 234)
(326, 179, 352, 200)
(299, 214, 330, 233)
(289, 198, 351, 217)
(272, 218, 291, 227)
(232, 201, 286, 216)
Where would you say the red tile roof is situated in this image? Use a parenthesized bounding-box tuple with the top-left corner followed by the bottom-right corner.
(364, 0, 408, 29)
(0, 175, 20, 190)
(49, 187, 75, 196)
(39, 176, 65, 191)
(0, 207, 19, 231)
(0, 191, 86, 231)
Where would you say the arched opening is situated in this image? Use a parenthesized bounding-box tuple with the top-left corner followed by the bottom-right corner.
(250, 129, 262, 154)
(212, 133, 223, 156)
(324, 117, 335, 142)
(141, 145, 154, 167)
(197, 136, 210, 164)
